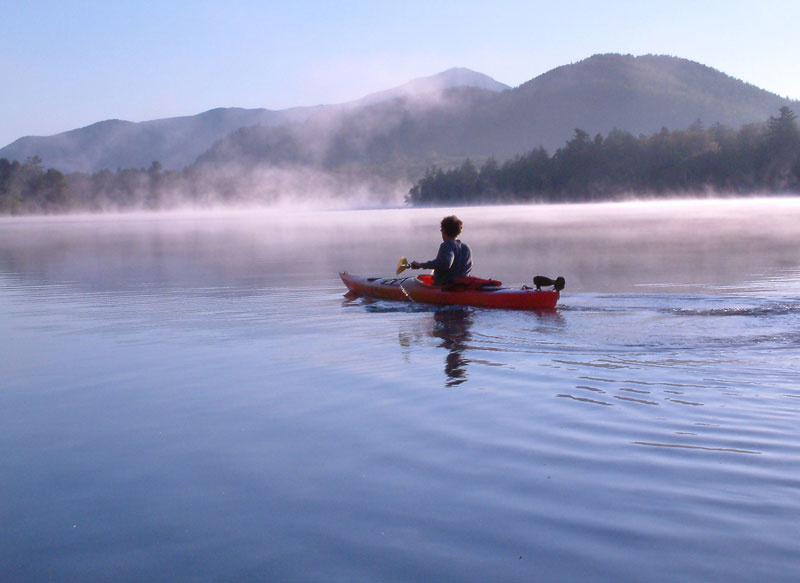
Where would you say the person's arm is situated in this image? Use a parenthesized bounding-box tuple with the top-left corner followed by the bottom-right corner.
(411, 242, 454, 270)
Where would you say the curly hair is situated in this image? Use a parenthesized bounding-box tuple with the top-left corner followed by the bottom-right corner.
(440, 215, 463, 238)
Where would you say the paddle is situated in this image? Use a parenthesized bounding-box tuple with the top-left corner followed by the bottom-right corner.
(396, 257, 412, 275)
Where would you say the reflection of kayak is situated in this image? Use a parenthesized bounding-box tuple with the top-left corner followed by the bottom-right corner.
(340, 272, 560, 310)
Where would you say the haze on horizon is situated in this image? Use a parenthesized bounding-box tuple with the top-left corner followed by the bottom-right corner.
(3, 0, 800, 147)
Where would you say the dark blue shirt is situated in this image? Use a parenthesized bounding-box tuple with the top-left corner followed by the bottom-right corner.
(420, 239, 473, 285)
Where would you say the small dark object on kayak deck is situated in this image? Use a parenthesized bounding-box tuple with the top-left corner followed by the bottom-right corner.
(533, 275, 566, 291)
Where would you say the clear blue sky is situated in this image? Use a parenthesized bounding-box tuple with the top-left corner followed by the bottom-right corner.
(3, 0, 799, 147)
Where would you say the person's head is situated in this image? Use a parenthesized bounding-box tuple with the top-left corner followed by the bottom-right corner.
(440, 215, 463, 239)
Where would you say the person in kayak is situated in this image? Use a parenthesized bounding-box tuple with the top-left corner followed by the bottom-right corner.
(410, 215, 473, 285)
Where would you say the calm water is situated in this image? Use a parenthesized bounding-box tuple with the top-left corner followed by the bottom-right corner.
(2, 199, 800, 582)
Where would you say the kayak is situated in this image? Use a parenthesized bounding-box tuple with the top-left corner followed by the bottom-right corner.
(340, 272, 412, 302)
(340, 272, 560, 310)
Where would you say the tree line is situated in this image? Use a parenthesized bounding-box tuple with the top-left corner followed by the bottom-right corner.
(2, 107, 799, 214)
(407, 107, 800, 205)
(0, 158, 186, 215)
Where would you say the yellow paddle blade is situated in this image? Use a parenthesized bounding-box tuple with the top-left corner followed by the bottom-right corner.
(396, 257, 411, 275)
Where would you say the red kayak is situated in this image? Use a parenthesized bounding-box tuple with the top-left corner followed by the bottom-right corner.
(340, 272, 560, 310)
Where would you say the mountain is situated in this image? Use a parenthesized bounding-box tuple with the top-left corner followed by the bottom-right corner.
(352, 67, 510, 107)
(0, 68, 510, 173)
(195, 85, 502, 176)
(474, 53, 796, 158)
(0, 107, 320, 173)
(196, 54, 800, 181)
(4, 55, 797, 180)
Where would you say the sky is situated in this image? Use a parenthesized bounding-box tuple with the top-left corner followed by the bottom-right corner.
(3, 0, 799, 147)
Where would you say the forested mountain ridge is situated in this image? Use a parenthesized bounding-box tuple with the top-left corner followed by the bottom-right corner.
(0, 107, 315, 173)
(473, 53, 795, 158)
(4, 54, 800, 214)
(3, 55, 795, 178)
(194, 85, 502, 180)
(4, 106, 799, 215)
(0, 68, 510, 173)
(194, 54, 799, 180)
(406, 107, 800, 205)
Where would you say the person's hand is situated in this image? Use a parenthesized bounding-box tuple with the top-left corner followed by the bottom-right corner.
(410, 261, 421, 269)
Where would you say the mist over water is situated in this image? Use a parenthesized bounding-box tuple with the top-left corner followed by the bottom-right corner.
(3, 197, 799, 293)
(2, 198, 800, 582)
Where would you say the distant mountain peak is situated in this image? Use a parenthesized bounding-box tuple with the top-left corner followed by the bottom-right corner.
(418, 67, 511, 92)
(353, 67, 510, 106)
(512, 53, 782, 112)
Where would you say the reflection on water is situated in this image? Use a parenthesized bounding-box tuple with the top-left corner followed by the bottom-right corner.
(2, 200, 800, 583)
(396, 307, 568, 388)
(399, 308, 476, 387)
(433, 309, 473, 386)
(397, 308, 476, 386)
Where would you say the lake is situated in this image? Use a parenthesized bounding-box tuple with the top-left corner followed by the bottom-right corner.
(2, 198, 800, 582)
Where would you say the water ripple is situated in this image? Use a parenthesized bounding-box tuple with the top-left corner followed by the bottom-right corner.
(633, 441, 762, 455)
